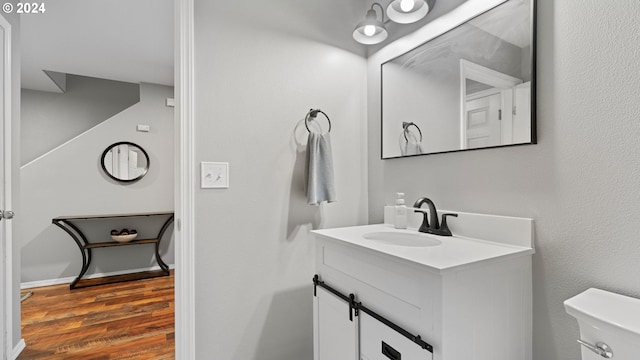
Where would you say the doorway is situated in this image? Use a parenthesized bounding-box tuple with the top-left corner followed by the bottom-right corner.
(3, 0, 196, 358)
(19, 1, 175, 356)
(459, 59, 523, 149)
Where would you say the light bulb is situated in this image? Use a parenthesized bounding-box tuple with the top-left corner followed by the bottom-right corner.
(400, 0, 414, 12)
(364, 25, 376, 36)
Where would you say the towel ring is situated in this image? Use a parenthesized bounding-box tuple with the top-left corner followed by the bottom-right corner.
(402, 121, 422, 142)
(305, 109, 332, 133)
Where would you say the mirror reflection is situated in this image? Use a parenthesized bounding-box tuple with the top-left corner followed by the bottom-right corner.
(101, 142, 149, 182)
(382, 0, 535, 158)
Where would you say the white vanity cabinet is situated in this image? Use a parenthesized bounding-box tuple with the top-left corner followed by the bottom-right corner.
(312, 222, 533, 360)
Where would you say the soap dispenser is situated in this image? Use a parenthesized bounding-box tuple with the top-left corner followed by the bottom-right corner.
(394, 192, 407, 229)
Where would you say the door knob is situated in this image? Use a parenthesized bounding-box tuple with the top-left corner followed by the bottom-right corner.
(0, 210, 14, 220)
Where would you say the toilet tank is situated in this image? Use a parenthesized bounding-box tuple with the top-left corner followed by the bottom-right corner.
(565, 288, 640, 360)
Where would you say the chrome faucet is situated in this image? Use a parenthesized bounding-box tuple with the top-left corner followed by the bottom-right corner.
(413, 197, 458, 236)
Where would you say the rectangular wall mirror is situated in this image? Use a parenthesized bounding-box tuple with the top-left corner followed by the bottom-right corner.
(381, 0, 536, 159)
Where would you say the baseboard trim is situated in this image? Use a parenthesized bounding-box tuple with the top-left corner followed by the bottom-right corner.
(20, 264, 175, 289)
(12, 339, 25, 359)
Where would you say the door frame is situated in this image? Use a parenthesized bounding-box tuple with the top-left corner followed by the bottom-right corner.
(1, 11, 12, 360)
(2, 1, 197, 358)
(174, 0, 196, 358)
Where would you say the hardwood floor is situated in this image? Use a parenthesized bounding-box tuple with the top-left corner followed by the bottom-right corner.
(18, 272, 174, 359)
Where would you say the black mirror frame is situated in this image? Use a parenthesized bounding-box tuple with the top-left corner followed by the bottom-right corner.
(100, 141, 150, 183)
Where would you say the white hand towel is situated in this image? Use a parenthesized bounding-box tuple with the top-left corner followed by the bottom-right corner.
(400, 130, 424, 156)
(306, 132, 336, 205)
(401, 141, 424, 156)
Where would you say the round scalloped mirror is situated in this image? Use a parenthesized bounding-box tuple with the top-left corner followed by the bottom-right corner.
(100, 142, 149, 183)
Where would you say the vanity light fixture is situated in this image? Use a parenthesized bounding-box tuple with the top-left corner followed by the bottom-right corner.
(353, 0, 434, 45)
(352, 3, 388, 45)
(386, 0, 430, 24)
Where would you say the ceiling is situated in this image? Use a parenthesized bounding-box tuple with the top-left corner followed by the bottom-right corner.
(21, 0, 174, 92)
(468, 0, 531, 48)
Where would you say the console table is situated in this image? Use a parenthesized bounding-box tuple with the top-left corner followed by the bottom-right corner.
(52, 211, 174, 289)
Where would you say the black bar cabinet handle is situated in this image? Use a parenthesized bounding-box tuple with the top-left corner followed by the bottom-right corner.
(312, 275, 433, 353)
(382, 341, 401, 360)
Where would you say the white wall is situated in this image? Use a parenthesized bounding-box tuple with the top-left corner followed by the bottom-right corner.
(19, 83, 174, 283)
(368, 0, 640, 359)
(192, 0, 368, 358)
(383, 62, 460, 156)
(21, 75, 140, 165)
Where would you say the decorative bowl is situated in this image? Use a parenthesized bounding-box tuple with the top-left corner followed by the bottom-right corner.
(111, 233, 138, 243)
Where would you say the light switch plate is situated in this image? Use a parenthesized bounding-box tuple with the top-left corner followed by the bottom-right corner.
(136, 124, 150, 132)
(201, 162, 229, 189)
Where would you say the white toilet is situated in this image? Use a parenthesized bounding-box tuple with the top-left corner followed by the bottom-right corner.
(565, 288, 640, 359)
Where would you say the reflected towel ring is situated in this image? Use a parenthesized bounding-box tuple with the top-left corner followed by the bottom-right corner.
(402, 121, 422, 142)
(305, 109, 332, 133)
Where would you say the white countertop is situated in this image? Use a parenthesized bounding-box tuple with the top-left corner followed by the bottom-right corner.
(312, 224, 534, 273)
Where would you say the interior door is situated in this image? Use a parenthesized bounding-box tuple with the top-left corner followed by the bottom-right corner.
(464, 93, 501, 149)
(0, 13, 12, 359)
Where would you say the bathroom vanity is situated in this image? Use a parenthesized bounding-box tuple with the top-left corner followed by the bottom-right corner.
(311, 211, 534, 360)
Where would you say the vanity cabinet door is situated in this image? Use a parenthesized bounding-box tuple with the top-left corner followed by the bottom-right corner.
(313, 287, 358, 360)
(360, 312, 432, 360)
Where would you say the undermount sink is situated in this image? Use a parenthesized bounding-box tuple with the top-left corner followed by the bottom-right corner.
(362, 231, 442, 247)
